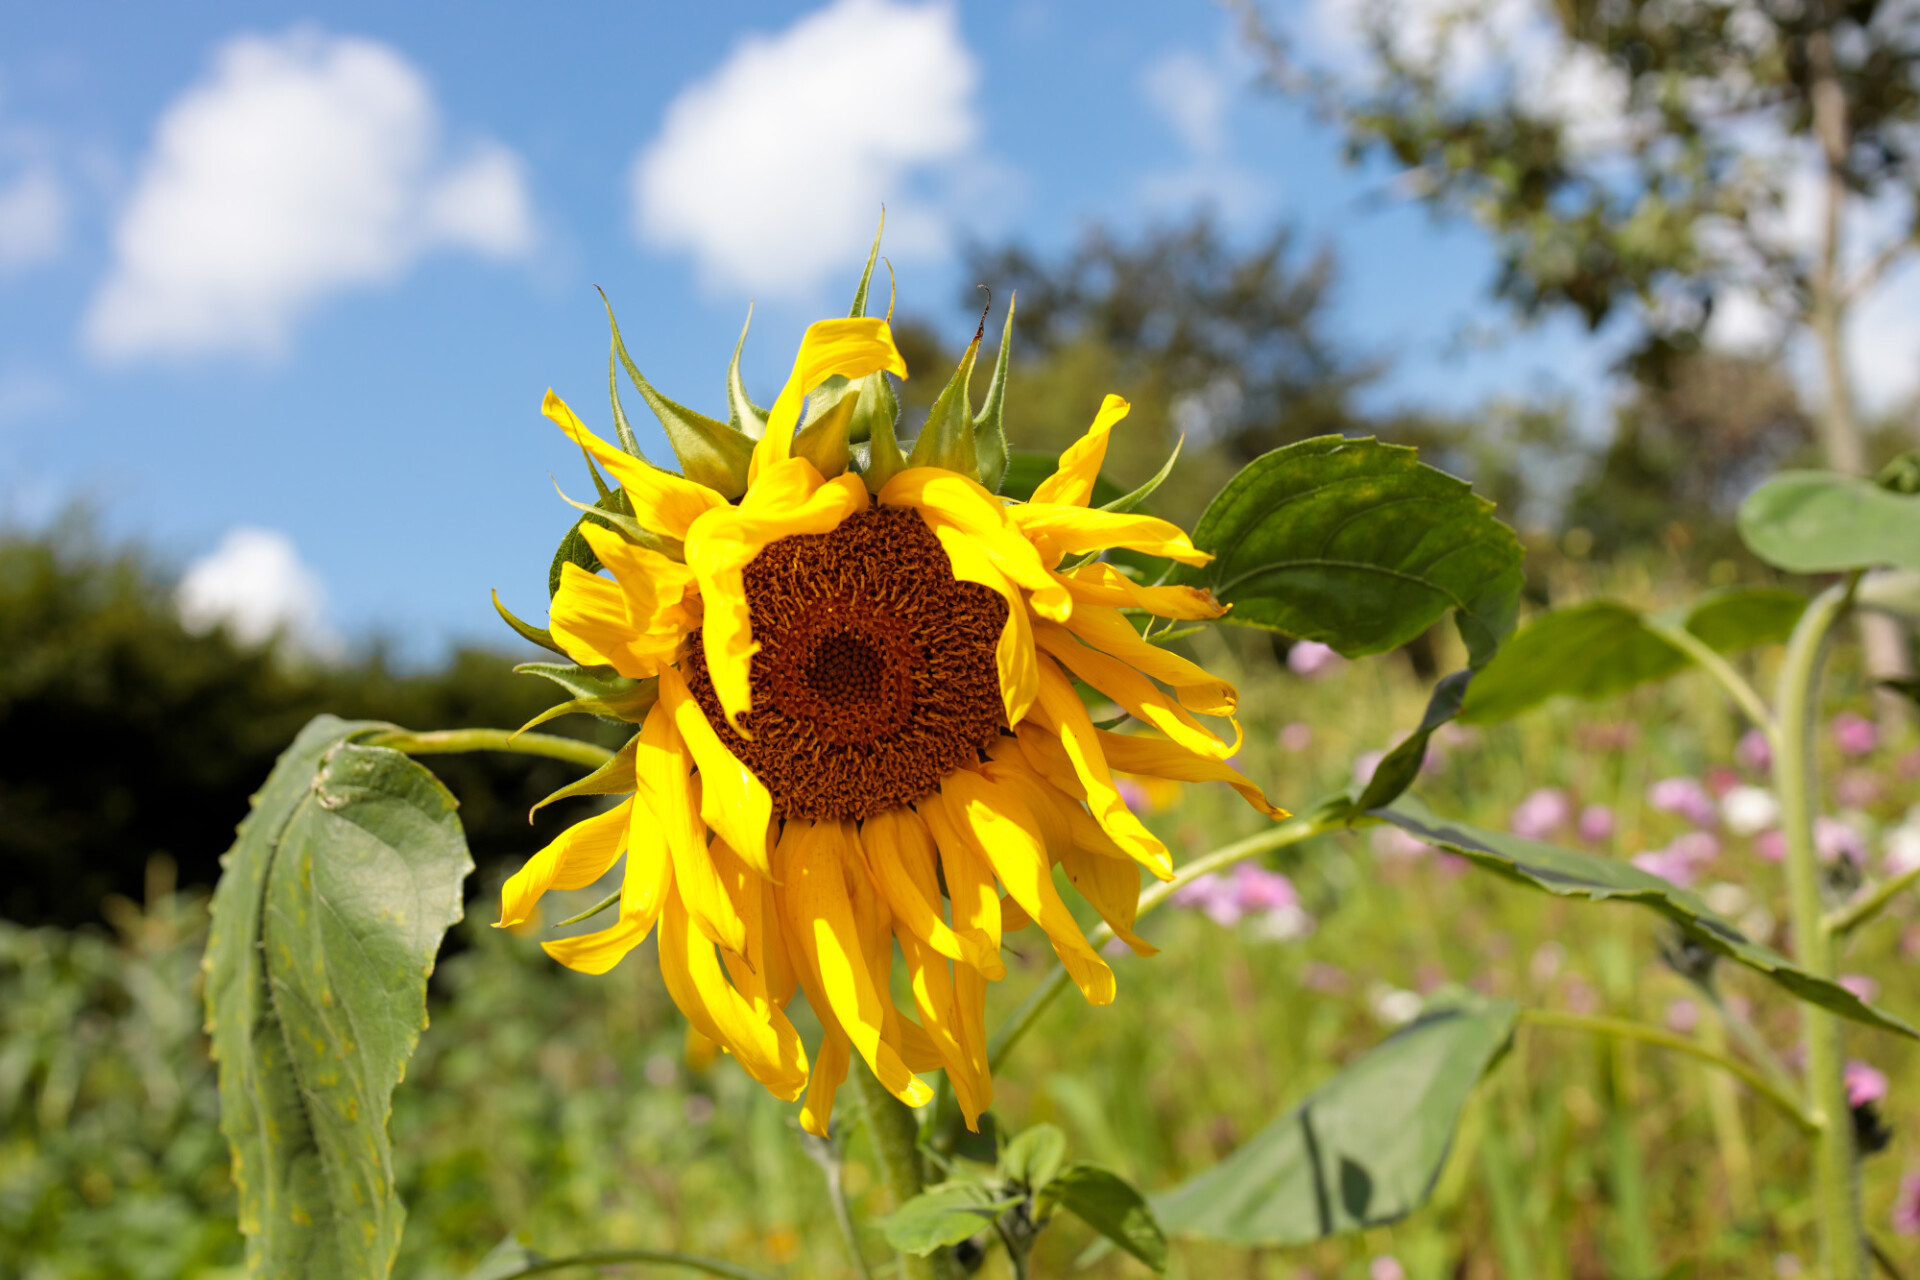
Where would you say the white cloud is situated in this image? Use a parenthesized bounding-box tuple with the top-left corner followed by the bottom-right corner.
(1142, 51, 1229, 157)
(631, 0, 979, 298)
(85, 28, 535, 362)
(0, 167, 66, 272)
(177, 526, 341, 657)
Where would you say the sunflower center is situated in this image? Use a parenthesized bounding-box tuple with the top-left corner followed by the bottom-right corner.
(682, 504, 1008, 821)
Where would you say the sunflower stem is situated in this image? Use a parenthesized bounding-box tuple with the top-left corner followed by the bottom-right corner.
(363, 726, 614, 769)
(852, 1060, 943, 1280)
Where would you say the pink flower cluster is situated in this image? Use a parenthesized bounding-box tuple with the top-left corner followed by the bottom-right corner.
(1631, 831, 1722, 888)
(1172, 863, 1313, 938)
(1508, 786, 1614, 845)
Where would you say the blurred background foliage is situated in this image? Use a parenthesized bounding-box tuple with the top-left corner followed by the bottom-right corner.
(10, 88, 1920, 1270)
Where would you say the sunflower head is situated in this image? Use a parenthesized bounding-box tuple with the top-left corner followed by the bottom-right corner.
(495, 226, 1286, 1136)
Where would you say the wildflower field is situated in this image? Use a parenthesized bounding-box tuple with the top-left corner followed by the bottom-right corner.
(9, 548, 1920, 1279)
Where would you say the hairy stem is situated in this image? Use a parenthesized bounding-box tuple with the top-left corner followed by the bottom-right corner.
(1825, 860, 1920, 938)
(1778, 580, 1865, 1279)
(852, 1061, 940, 1280)
(364, 726, 614, 769)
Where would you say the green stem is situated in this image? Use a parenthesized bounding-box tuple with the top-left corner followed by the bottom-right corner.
(1825, 860, 1920, 938)
(363, 726, 614, 769)
(1518, 1010, 1816, 1134)
(483, 1247, 780, 1280)
(852, 1060, 940, 1280)
(986, 809, 1338, 1073)
(1777, 580, 1865, 1280)
(1645, 620, 1779, 749)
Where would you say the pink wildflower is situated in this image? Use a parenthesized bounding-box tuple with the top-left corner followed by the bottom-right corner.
(1814, 816, 1867, 865)
(1755, 829, 1787, 863)
(1278, 721, 1312, 752)
(1833, 711, 1879, 758)
(1846, 1060, 1889, 1108)
(1736, 728, 1772, 773)
(1841, 974, 1881, 1004)
(1894, 1169, 1920, 1236)
(1287, 640, 1343, 678)
(1578, 803, 1616, 843)
(1511, 787, 1573, 840)
(1648, 776, 1718, 827)
(1665, 999, 1700, 1034)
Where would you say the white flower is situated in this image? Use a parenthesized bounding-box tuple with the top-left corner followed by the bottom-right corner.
(1721, 785, 1781, 837)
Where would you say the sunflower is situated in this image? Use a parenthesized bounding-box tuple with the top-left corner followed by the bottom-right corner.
(498, 301, 1284, 1135)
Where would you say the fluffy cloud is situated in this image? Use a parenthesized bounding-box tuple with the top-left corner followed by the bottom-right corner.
(1135, 48, 1270, 222)
(0, 167, 66, 272)
(85, 28, 535, 361)
(1142, 51, 1229, 157)
(631, 0, 979, 298)
(176, 526, 340, 657)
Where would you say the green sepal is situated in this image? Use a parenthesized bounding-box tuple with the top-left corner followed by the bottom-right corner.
(601, 289, 753, 500)
(514, 660, 630, 702)
(795, 375, 860, 477)
(550, 478, 683, 559)
(850, 209, 886, 319)
(605, 320, 649, 462)
(857, 371, 908, 488)
(553, 888, 623, 928)
(529, 733, 639, 820)
(517, 677, 659, 735)
(974, 295, 1014, 492)
(1104, 434, 1183, 514)
(493, 590, 565, 655)
(907, 331, 982, 478)
(726, 303, 769, 439)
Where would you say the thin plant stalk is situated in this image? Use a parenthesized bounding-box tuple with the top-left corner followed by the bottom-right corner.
(852, 1061, 941, 1280)
(1776, 580, 1865, 1280)
(366, 726, 615, 769)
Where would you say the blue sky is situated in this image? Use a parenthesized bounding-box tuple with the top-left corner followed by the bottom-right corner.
(0, 0, 1608, 661)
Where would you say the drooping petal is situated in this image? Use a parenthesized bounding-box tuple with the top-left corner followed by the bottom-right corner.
(657, 884, 809, 1102)
(861, 807, 1005, 979)
(548, 563, 681, 678)
(1058, 844, 1157, 957)
(1030, 394, 1129, 507)
(1029, 661, 1174, 879)
(1097, 729, 1288, 818)
(881, 469, 1070, 621)
(777, 821, 933, 1108)
(842, 832, 943, 1075)
(684, 463, 869, 733)
(541, 911, 661, 975)
(894, 925, 988, 1128)
(1055, 561, 1227, 620)
(636, 699, 746, 954)
(918, 795, 1003, 955)
(1010, 503, 1212, 569)
(497, 798, 631, 928)
(658, 663, 775, 875)
(1035, 620, 1239, 760)
(753, 317, 909, 481)
(543, 390, 726, 539)
(542, 811, 672, 976)
(1062, 604, 1237, 716)
(580, 521, 702, 638)
(935, 771, 1114, 1006)
(799, 1025, 852, 1138)
(927, 521, 1037, 726)
(980, 757, 1128, 863)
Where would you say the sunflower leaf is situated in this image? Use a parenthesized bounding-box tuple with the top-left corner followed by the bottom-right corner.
(1373, 796, 1920, 1040)
(1182, 436, 1523, 668)
(1153, 991, 1516, 1246)
(601, 289, 753, 500)
(1739, 469, 1920, 573)
(1353, 668, 1472, 812)
(885, 1184, 1003, 1256)
(204, 716, 472, 1280)
(1044, 1165, 1167, 1272)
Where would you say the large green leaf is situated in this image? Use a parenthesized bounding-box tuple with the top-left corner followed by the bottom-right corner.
(885, 1184, 1005, 1255)
(1153, 993, 1517, 1245)
(1355, 668, 1472, 811)
(1180, 437, 1523, 668)
(204, 716, 473, 1280)
(1045, 1164, 1168, 1271)
(1460, 589, 1807, 724)
(1738, 470, 1920, 574)
(1373, 797, 1918, 1040)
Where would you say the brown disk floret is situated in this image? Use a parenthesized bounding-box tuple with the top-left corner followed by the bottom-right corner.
(681, 504, 1009, 821)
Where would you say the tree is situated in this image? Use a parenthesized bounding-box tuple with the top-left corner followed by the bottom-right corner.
(1237, 0, 1920, 678)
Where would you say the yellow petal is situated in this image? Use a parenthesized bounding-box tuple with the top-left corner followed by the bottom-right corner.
(685, 462, 869, 733)
(936, 772, 1114, 1006)
(1098, 729, 1288, 819)
(580, 521, 702, 632)
(1010, 503, 1212, 569)
(980, 757, 1128, 862)
(861, 807, 1005, 979)
(548, 563, 680, 678)
(1030, 662, 1174, 879)
(619, 782, 675, 925)
(1062, 604, 1238, 716)
(799, 1025, 852, 1138)
(918, 794, 1003, 953)
(542, 389, 726, 539)
(1057, 561, 1226, 620)
(927, 522, 1037, 727)
(540, 911, 660, 975)
(1059, 843, 1157, 957)
(497, 798, 631, 928)
(753, 317, 909, 481)
(880, 469, 1071, 621)
(894, 926, 988, 1128)
(658, 664, 774, 875)
(777, 821, 933, 1108)
(636, 699, 746, 954)
(1031, 394, 1129, 507)
(1035, 620, 1238, 760)
(658, 885, 809, 1102)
